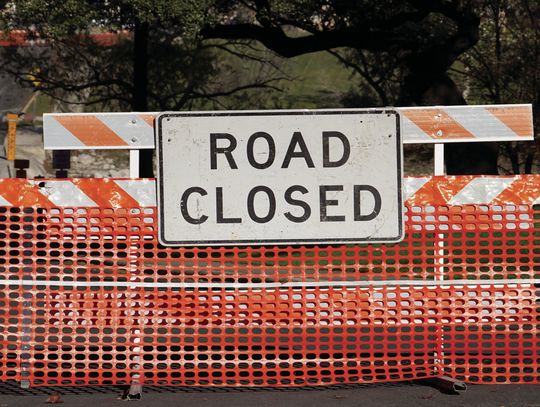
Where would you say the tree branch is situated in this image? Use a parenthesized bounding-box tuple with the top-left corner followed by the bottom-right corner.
(328, 49, 391, 105)
(202, 23, 396, 57)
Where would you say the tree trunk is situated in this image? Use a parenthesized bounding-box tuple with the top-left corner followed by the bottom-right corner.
(132, 20, 153, 178)
(393, 7, 498, 175)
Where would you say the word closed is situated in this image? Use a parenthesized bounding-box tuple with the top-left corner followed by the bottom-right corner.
(157, 110, 403, 246)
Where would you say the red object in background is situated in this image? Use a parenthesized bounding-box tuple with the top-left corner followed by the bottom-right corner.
(0, 30, 130, 47)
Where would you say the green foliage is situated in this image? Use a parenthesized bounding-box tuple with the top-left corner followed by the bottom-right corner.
(2, 0, 213, 36)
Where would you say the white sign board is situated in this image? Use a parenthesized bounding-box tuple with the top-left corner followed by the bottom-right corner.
(156, 110, 403, 246)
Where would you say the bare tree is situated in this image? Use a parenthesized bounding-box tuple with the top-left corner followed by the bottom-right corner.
(451, 0, 540, 173)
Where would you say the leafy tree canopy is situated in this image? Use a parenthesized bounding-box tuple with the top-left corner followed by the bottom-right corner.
(1, 0, 213, 37)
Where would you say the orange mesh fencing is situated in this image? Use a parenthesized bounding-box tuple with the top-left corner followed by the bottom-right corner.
(0, 176, 538, 386)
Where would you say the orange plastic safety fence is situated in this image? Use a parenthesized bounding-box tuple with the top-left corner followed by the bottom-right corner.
(0, 176, 538, 386)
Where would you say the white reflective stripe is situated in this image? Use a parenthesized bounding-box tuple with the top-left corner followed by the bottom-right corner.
(30, 180, 98, 207)
(0, 195, 12, 206)
(43, 115, 85, 149)
(98, 114, 154, 148)
(114, 179, 157, 206)
(403, 177, 431, 201)
(2, 278, 538, 289)
(445, 107, 517, 141)
(534, 197, 540, 205)
(449, 178, 515, 205)
(401, 115, 434, 143)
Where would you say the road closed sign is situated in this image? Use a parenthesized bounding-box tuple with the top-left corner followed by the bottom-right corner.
(156, 109, 403, 246)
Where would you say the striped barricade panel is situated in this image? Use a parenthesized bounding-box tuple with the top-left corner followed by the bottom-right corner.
(42, 105, 534, 149)
(400, 104, 533, 143)
(0, 176, 538, 386)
